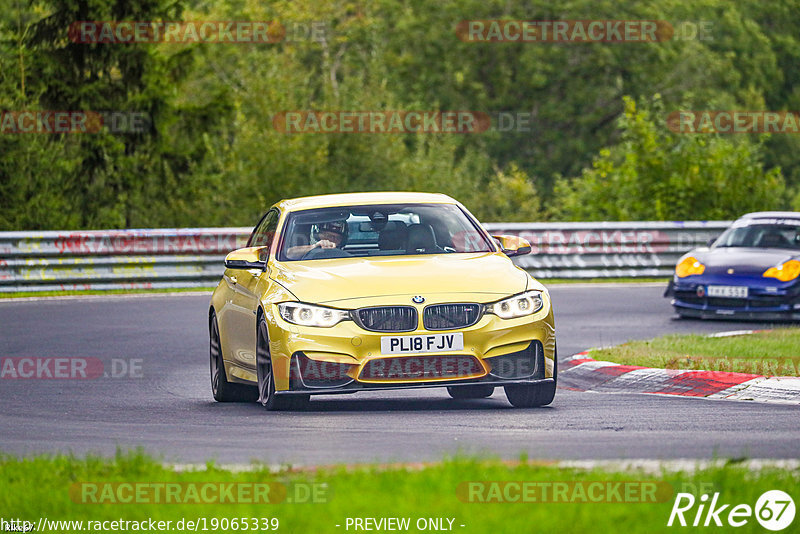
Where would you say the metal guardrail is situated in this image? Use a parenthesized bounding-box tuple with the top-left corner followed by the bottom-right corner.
(483, 221, 730, 279)
(0, 228, 251, 292)
(0, 222, 730, 292)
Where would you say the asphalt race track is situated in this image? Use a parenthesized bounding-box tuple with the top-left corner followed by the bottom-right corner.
(1, 284, 798, 464)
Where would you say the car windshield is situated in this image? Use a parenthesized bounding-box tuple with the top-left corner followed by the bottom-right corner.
(713, 222, 800, 250)
(279, 203, 495, 261)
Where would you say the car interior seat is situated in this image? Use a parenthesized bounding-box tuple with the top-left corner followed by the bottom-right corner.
(290, 224, 311, 248)
(378, 221, 409, 250)
(757, 230, 792, 249)
(406, 223, 438, 254)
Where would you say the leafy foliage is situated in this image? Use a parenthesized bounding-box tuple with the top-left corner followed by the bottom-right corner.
(552, 96, 784, 221)
(1, 0, 798, 229)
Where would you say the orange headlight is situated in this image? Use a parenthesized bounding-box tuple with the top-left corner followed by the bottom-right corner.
(763, 260, 800, 282)
(675, 256, 706, 277)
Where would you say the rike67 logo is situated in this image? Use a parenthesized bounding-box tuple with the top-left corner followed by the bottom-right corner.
(668, 490, 795, 530)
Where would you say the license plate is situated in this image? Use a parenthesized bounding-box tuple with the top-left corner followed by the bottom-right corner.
(380, 333, 464, 355)
(707, 285, 748, 298)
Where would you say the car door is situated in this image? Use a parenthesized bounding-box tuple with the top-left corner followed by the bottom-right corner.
(224, 209, 280, 373)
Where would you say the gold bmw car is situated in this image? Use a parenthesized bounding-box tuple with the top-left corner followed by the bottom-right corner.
(209, 192, 556, 410)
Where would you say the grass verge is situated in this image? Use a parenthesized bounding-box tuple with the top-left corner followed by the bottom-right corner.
(590, 329, 800, 376)
(0, 451, 797, 533)
(0, 287, 215, 299)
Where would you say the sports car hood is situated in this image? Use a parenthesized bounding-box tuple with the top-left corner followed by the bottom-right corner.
(269, 252, 530, 304)
(691, 247, 799, 275)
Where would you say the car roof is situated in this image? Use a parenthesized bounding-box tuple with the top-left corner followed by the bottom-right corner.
(275, 192, 458, 212)
(738, 211, 800, 223)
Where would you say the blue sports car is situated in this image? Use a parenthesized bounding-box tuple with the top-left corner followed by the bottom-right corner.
(666, 212, 800, 320)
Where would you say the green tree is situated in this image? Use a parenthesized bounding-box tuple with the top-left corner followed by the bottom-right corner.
(552, 96, 785, 221)
(1, 0, 233, 229)
(4, 0, 800, 230)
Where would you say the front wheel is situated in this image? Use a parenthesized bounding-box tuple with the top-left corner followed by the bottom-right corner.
(447, 385, 495, 399)
(256, 314, 309, 411)
(504, 349, 557, 408)
(210, 312, 257, 402)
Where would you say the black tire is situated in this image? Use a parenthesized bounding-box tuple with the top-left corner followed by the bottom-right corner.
(256, 314, 309, 411)
(447, 385, 495, 399)
(504, 348, 558, 408)
(210, 312, 257, 402)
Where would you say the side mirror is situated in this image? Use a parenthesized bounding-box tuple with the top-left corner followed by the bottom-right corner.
(706, 236, 718, 247)
(224, 247, 267, 270)
(491, 234, 532, 257)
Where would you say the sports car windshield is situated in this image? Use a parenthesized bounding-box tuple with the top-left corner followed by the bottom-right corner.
(279, 203, 495, 261)
(713, 222, 800, 250)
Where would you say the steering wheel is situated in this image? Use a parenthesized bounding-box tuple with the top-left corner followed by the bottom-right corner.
(301, 246, 352, 260)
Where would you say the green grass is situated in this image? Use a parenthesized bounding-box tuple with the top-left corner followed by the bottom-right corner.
(590, 329, 800, 376)
(0, 287, 215, 299)
(0, 451, 797, 533)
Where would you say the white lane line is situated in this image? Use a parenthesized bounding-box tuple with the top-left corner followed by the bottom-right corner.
(706, 330, 758, 338)
(170, 463, 287, 473)
(545, 282, 667, 289)
(558, 459, 800, 474)
(168, 458, 800, 474)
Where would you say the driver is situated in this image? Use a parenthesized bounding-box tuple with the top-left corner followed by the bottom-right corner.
(286, 220, 348, 259)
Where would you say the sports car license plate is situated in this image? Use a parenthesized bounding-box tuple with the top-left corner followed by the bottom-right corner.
(380, 333, 464, 354)
(707, 285, 748, 298)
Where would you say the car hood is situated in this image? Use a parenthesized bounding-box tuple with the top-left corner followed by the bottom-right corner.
(691, 247, 799, 275)
(269, 252, 530, 304)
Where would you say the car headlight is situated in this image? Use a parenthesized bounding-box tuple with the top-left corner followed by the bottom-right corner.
(485, 291, 544, 319)
(763, 260, 800, 282)
(675, 256, 705, 277)
(278, 302, 350, 327)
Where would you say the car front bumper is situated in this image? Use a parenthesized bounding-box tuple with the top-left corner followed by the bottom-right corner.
(264, 299, 556, 393)
(666, 277, 800, 320)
